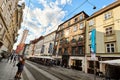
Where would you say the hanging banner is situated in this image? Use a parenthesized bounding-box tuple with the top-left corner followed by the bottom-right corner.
(90, 29, 96, 60)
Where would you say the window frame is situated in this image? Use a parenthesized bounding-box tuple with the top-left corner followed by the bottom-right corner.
(73, 26, 78, 32)
(88, 19, 94, 26)
(79, 22, 84, 29)
(104, 11, 112, 20)
(106, 43, 115, 53)
(105, 26, 113, 36)
(80, 14, 84, 20)
(0, 24, 3, 31)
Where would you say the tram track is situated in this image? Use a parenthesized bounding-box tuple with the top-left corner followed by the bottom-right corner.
(26, 60, 76, 80)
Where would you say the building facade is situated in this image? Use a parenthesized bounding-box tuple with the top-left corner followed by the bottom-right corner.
(43, 31, 56, 56)
(86, 0, 120, 74)
(55, 11, 89, 71)
(0, 0, 24, 52)
(34, 36, 44, 56)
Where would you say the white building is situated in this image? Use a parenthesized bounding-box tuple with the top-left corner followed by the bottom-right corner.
(34, 36, 44, 56)
(43, 31, 56, 55)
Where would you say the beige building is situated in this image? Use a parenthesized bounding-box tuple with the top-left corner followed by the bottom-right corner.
(0, 0, 24, 52)
(55, 11, 89, 71)
(86, 0, 120, 74)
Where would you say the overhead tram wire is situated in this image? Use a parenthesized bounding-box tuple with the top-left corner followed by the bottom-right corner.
(50, 0, 88, 32)
(62, 0, 88, 21)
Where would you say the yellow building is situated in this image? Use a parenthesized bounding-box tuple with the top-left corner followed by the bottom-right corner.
(0, 0, 24, 52)
(86, 0, 120, 74)
(55, 11, 89, 71)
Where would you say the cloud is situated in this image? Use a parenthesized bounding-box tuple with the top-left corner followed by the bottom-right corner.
(13, 0, 72, 49)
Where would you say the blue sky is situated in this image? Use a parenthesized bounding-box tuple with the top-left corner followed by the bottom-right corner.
(13, 0, 116, 49)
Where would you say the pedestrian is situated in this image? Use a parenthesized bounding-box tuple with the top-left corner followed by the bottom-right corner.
(10, 54, 14, 63)
(13, 55, 17, 67)
(7, 53, 12, 62)
(15, 56, 25, 79)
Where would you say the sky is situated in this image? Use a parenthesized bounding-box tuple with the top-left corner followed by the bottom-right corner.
(13, 0, 116, 49)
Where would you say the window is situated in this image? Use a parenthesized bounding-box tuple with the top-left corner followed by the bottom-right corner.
(80, 15, 83, 20)
(72, 47, 76, 55)
(48, 43, 53, 53)
(78, 46, 83, 54)
(105, 27, 113, 35)
(88, 19, 94, 26)
(41, 45, 45, 53)
(58, 48, 62, 55)
(61, 31, 64, 37)
(0, 24, 3, 31)
(64, 48, 68, 55)
(74, 18, 78, 22)
(104, 12, 112, 20)
(89, 32, 91, 39)
(60, 25, 64, 30)
(80, 22, 84, 29)
(73, 26, 77, 32)
(1, 2, 5, 10)
(68, 21, 70, 26)
(106, 43, 115, 53)
(60, 39, 63, 44)
(78, 35, 84, 41)
(73, 35, 78, 39)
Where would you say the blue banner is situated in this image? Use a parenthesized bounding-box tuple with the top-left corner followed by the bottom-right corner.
(90, 29, 96, 54)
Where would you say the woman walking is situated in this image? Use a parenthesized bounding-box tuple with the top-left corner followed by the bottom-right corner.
(15, 56, 25, 79)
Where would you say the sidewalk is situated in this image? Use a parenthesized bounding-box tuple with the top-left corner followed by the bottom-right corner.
(0, 59, 23, 80)
(52, 66, 104, 80)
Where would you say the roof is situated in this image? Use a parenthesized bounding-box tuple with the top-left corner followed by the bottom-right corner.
(58, 11, 89, 27)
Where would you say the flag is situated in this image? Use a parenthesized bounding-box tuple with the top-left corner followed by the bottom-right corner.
(90, 29, 96, 60)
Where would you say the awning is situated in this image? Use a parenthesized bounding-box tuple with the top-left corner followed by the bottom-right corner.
(31, 56, 54, 60)
(100, 59, 120, 66)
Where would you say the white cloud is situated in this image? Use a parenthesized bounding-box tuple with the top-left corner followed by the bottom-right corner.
(13, 0, 72, 49)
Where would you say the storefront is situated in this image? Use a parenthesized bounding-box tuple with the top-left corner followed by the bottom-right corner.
(69, 56, 85, 71)
(100, 59, 120, 79)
